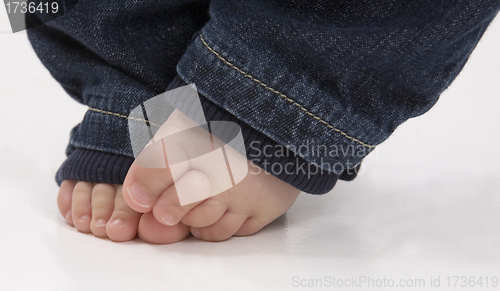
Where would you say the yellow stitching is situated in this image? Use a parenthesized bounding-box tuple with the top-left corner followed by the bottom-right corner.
(199, 34, 375, 148)
(87, 107, 160, 127)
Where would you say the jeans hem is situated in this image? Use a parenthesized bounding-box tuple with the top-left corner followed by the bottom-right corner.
(178, 33, 376, 170)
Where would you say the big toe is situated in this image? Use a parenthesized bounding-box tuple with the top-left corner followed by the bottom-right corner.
(123, 162, 175, 213)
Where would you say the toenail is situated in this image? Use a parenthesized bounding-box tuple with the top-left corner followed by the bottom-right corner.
(109, 219, 126, 227)
(191, 228, 201, 238)
(94, 219, 107, 227)
(162, 213, 177, 226)
(78, 215, 91, 223)
(65, 211, 71, 221)
(128, 184, 153, 207)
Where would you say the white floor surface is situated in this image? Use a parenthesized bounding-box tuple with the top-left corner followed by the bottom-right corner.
(0, 13, 499, 291)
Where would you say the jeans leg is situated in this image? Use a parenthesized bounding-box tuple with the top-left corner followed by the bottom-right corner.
(26, 0, 210, 184)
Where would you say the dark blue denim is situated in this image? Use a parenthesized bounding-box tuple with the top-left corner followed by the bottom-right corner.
(26, 0, 500, 193)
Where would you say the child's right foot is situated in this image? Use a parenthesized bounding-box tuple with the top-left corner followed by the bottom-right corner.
(123, 159, 300, 243)
(57, 180, 191, 243)
(57, 180, 142, 241)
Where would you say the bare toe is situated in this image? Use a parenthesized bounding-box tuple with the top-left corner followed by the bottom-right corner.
(106, 185, 142, 242)
(125, 160, 209, 227)
(123, 164, 175, 213)
(71, 181, 94, 233)
(180, 197, 227, 228)
(151, 174, 210, 227)
(137, 212, 190, 244)
(233, 216, 269, 237)
(89, 184, 116, 238)
(190, 212, 248, 242)
(57, 180, 76, 226)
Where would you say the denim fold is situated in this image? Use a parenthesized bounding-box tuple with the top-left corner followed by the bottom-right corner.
(178, 0, 500, 171)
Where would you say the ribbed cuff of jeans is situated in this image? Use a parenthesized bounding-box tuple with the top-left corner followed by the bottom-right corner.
(56, 148, 134, 185)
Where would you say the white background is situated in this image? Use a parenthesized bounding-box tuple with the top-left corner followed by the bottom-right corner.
(0, 9, 499, 291)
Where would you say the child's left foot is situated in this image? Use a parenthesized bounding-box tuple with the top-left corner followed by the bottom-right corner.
(123, 107, 301, 243)
(123, 158, 301, 243)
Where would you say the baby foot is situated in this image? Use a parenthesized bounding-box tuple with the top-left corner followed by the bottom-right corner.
(124, 161, 300, 242)
(123, 89, 302, 242)
(57, 180, 191, 243)
(57, 180, 141, 241)
(123, 117, 300, 243)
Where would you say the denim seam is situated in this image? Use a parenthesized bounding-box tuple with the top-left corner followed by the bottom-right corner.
(198, 34, 376, 149)
(87, 107, 160, 128)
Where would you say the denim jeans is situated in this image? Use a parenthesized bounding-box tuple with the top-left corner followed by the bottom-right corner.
(26, 0, 500, 193)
